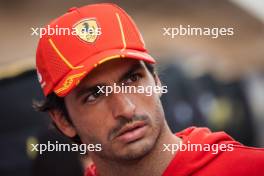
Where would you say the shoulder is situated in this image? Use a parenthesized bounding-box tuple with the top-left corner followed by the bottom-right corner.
(230, 144, 264, 161)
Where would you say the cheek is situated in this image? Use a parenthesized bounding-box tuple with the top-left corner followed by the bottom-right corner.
(137, 78, 163, 111)
(67, 102, 115, 143)
(145, 96, 164, 121)
(121, 73, 164, 119)
(132, 86, 164, 121)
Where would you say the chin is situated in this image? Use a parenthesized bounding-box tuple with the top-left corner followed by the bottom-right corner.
(115, 137, 157, 161)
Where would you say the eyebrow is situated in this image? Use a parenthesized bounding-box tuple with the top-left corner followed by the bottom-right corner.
(75, 61, 144, 99)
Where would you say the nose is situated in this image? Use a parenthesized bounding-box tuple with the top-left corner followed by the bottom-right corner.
(110, 93, 136, 120)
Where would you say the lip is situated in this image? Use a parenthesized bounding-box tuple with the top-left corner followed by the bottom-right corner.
(115, 121, 148, 143)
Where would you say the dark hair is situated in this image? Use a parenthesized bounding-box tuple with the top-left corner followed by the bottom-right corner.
(33, 93, 82, 143)
(33, 62, 155, 143)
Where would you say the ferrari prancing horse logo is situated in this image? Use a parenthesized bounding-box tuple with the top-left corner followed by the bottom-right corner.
(74, 19, 101, 43)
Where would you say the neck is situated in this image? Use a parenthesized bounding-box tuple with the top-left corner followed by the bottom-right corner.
(91, 123, 181, 176)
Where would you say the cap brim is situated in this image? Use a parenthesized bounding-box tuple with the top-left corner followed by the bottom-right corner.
(53, 49, 156, 97)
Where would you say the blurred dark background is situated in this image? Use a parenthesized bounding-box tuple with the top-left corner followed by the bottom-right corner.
(0, 0, 264, 176)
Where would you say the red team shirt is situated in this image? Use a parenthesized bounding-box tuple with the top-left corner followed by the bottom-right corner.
(86, 127, 264, 176)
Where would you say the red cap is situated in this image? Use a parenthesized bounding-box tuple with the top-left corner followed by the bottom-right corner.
(36, 3, 155, 97)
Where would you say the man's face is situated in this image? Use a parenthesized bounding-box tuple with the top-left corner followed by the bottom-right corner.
(64, 59, 166, 161)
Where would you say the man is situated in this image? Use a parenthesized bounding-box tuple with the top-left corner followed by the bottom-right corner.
(34, 3, 264, 176)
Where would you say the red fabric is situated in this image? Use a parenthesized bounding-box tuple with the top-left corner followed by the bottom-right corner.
(85, 127, 264, 176)
(85, 164, 97, 176)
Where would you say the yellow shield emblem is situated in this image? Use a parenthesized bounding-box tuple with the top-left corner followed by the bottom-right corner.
(74, 19, 100, 43)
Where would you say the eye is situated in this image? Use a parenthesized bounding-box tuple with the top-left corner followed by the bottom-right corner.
(84, 91, 102, 103)
(125, 73, 142, 84)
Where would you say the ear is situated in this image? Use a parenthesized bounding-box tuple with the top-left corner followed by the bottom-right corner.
(48, 110, 77, 138)
(153, 73, 162, 98)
